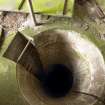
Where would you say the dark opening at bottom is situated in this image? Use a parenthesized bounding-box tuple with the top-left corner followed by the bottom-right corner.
(41, 64, 74, 98)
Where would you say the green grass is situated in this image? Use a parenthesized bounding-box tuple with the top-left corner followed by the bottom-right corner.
(0, 0, 75, 17)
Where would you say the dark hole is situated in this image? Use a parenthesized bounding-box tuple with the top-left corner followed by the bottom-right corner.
(41, 64, 74, 98)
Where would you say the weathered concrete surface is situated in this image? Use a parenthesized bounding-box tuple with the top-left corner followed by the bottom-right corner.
(16, 30, 105, 105)
(0, 0, 105, 105)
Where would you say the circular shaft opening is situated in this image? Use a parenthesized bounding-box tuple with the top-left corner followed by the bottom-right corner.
(41, 64, 74, 98)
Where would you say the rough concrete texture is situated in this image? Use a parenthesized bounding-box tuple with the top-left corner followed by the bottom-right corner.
(0, 0, 105, 105)
(15, 30, 105, 105)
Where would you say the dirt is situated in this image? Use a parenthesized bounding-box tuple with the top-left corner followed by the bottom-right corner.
(0, 12, 28, 32)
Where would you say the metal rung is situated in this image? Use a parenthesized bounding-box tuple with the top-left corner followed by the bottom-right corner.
(63, 0, 68, 15)
(18, 0, 26, 10)
(17, 39, 31, 62)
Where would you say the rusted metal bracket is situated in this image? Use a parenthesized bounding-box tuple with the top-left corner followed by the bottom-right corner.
(3, 32, 43, 80)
